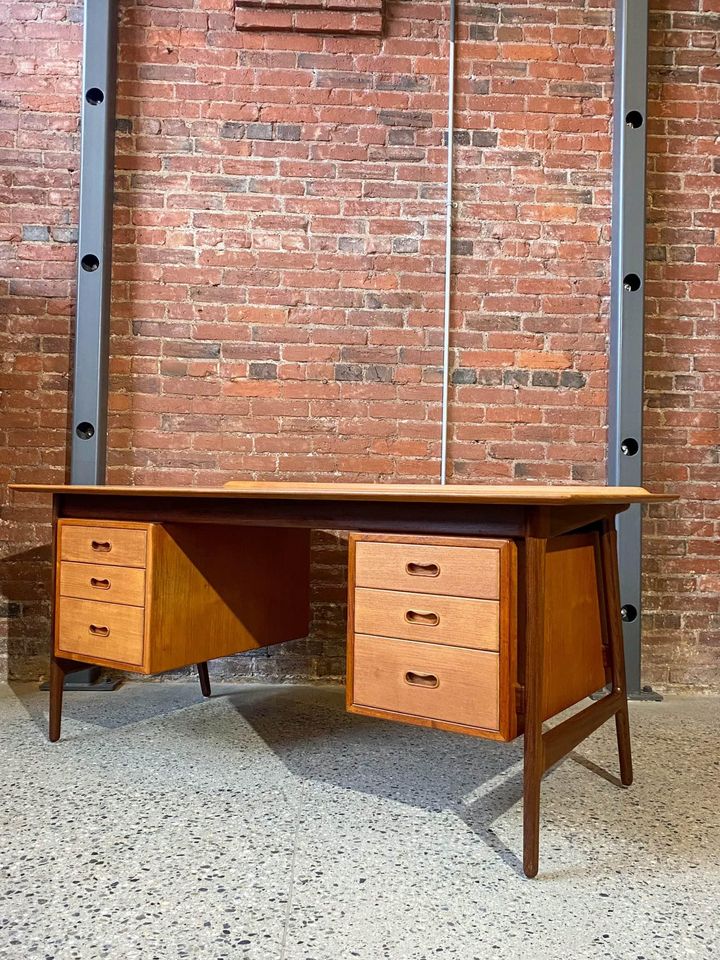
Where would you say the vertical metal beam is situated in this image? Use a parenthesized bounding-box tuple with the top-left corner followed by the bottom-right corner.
(63, 1, 120, 691)
(70, 0, 118, 485)
(608, 0, 649, 695)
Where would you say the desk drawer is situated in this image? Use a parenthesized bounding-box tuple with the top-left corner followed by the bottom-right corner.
(351, 634, 499, 732)
(354, 540, 500, 600)
(354, 588, 500, 652)
(59, 561, 146, 607)
(60, 524, 147, 568)
(56, 597, 145, 666)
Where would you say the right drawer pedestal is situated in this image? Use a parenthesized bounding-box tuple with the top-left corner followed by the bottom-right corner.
(347, 534, 517, 741)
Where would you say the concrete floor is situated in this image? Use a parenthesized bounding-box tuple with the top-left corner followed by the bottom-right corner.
(0, 683, 717, 960)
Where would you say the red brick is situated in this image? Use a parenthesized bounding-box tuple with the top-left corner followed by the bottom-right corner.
(235, 0, 383, 35)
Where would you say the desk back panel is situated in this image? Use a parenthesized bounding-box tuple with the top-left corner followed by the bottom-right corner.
(147, 523, 311, 674)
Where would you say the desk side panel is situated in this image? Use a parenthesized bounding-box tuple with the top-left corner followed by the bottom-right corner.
(541, 532, 608, 719)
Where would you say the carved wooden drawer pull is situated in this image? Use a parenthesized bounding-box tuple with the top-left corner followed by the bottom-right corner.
(404, 671, 439, 689)
(88, 624, 110, 638)
(90, 577, 111, 590)
(91, 540, 112, 553)
(404, 609, 440, 626)
(405, 561, 440, 577)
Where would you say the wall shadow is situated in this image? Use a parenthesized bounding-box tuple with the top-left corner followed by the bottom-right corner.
(0, 544, 53, 683)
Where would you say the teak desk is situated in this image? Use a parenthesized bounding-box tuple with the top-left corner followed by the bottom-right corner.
(11, 482, 670, 878)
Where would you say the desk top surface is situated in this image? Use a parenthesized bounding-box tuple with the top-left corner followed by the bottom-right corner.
(10, 482, 671, 506)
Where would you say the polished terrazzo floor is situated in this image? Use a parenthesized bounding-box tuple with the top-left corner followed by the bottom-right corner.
(0, 682, 718, 960)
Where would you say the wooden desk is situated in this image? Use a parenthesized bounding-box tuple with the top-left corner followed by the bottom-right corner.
(10, 482, 670, 877)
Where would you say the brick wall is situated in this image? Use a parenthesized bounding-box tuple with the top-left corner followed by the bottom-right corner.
(1, 0, 718, 691)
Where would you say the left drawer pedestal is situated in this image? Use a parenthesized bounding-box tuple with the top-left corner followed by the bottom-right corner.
(54, 519, 312, 676)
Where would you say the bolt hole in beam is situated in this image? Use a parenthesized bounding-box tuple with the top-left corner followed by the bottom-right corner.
(86, 87, 105, 105)
(621, 604, 638, 623)
(623, 273, 641, 292)
(81, 253, 100, 272)
(76, 422, 95, 440)
(625, 110, 643, 129)
(621, 437, 639, 456)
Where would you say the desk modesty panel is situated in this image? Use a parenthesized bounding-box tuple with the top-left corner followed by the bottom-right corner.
(10, 481, 671, 879)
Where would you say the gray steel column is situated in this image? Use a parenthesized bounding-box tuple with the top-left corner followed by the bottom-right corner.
(64, 1, 120, 691)
(608, 0, 649, 695)
(70, 0, 118, 485)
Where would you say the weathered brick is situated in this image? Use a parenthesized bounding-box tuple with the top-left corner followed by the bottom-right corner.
(388, 129, 415, 146)
(392, 238, 419, 254)
(451, 368, 477, 385)
(221, 122, 246, 140)
(22, 225, 50, 242)
(249, 362, 278, 380)
(234, 0, 384, 36)
(469, 24, 496, 41)
(378, 110, 432, 128)
(560, 370, 587, 389)
(246, 122, 272, 140)
(275, 124, 302, 142)
(531, 370, 560, 388)
(334, 364, 363, 382)
(471, 131, 499, 148)
(452, 239, 473, 256)
(364, 364, 393, 383)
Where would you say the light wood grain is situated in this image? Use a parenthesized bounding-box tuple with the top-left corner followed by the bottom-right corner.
(498, 536, 519, 742)
(56, 597, 145, 666)
(10, 481, 673, 505)
(145, 523, 311, 673)
(59, 561, 146, 607)
(352, 634, 500, 732)
(60, 522, 147, 568)
(541, 532, 608, 718)
(355, 539, 501, 599)
(354, 587, 500, 652)
(347, 532, 518, 742)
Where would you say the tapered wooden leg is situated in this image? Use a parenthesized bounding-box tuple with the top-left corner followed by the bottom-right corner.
(49, 656, 72, 743)
(523, 533, 547, 879)
(600, 521, 633, 786)
(197, 661, 211, 698)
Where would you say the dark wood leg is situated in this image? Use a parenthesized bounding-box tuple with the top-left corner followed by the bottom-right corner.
(599, 521, 633, 786)
(49, 656, 73, 743)
(197, 661, 211, 698)
(523, 533, 547, 879)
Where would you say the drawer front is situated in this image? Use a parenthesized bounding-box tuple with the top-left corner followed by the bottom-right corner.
(354, 588, 500, 652)
(354, 540, 500, 600)
(56, 597, 145, 666)
(59, 561, 146, 607)
(60, 524, 147, 568)
(352, 634, 499, 731)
